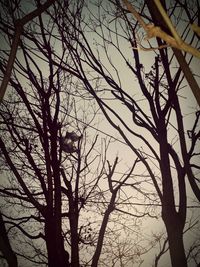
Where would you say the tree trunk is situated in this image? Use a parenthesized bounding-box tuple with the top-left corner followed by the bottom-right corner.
(158, 116, 187, 267)
(69, 215, 79, 267)
(162, 210, 187, 267)
(60, 168, 80, 267)
(45, 218, 70, 267)
(0, 213, 18, 267)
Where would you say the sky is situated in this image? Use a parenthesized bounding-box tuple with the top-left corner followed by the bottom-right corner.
(0, 0, 200, 266)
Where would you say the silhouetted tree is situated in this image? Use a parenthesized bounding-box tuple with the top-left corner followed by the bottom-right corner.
(44, 0, 199, 266)
(0, 2, 152, 266)
(0, 1, 200, 266)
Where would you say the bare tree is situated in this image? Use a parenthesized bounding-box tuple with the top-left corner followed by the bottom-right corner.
(1, 0, 200, 266)
(42, 0, 199, 266)
(0, 1, 153, 266)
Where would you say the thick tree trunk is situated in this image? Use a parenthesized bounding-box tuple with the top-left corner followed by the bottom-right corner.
(0, 213, 18, 267)
(157, 115, 187, 267)
(45, 218, 70, 267)
(162, 210, 187, 267)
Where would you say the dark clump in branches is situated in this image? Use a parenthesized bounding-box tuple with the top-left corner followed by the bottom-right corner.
(60, 131, 82, 153)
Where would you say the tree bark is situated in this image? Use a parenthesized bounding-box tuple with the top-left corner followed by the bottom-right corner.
(0, 213, 18, 267)
(45, 217, 70, 267)
(158, 116, 187, 267)
(69, 213, 79, 267)
(162, 210, 187, 267)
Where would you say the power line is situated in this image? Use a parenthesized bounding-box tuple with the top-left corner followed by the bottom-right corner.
(65, 112, 158, 162)
(66, 112, 126, 145)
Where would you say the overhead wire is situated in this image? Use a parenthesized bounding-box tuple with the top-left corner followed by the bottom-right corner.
(65, 112, 159, 162)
